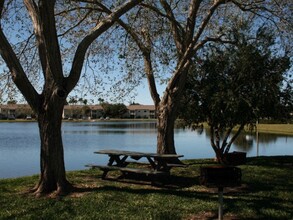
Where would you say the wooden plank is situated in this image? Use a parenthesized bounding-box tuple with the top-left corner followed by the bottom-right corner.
(166, 163, 188, 168)
(124, 161, 149, 166)
(120, 167, 168, 175)
(94, 150, 146, 157)
(94, 149, 183, 158)
(85, 164, 119, 171)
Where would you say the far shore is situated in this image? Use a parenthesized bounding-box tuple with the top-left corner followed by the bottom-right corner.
(254, 123, 293, 136)
(1, 118, 293, 135)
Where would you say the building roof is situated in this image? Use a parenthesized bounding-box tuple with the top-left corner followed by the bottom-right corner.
(0, 104, 31, 110)
(127, 105, 155, 111)
(63, 105, 103, 110)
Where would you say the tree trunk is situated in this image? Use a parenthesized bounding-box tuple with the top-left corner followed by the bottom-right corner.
(214, 149, 225, 164)
(156, 66, 189, 157)
(33, 97, 72, 196)
(156, 103, 177, 155)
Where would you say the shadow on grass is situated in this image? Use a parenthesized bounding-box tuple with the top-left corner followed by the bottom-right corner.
(68, 157, 292, 219)
(120, 173, 198, 188)
(224, 192, 293, 219)
(246, 156, 293, 167)
(72, 173, 200, 192)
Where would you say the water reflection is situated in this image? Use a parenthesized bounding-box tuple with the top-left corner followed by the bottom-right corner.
(233, 134, 254, 152)
(233, 132, 281, 152)
(63, 121, 157, 135)
(0, 121, 292, 179)
(202, 127, 292, 156)
(203, 128, 281, 149)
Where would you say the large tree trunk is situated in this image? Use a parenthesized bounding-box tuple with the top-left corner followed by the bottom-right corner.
(156, 66, 189, 156)
(156, 103, 177, 155)
(33, 95, 72, 196)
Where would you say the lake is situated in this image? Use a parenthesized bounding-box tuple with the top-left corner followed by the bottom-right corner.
(0, 121, 292, 179)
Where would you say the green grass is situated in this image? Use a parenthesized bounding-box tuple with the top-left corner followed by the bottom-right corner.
(1, 156, 293, 220)
(256, 124, 293, 136)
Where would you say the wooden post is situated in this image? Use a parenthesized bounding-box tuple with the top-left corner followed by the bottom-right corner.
(256, 120, 259, 157)
(218, 187, 224, 220)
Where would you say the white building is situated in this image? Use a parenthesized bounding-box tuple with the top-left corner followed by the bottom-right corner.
(0, 104, 33, 119)
(126, 105, 156, 119)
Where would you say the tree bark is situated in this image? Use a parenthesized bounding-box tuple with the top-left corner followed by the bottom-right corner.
(156, 68, 189, 156)
(155, 56, 190, 155)
(156, 102, 176, 154)
(33, 93, 72, 196)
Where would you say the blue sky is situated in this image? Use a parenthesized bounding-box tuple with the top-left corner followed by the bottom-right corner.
(131, 80, 165, 105)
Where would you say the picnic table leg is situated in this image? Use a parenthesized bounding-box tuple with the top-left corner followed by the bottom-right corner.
(146, 157, 156, 169)
(154, 158, 171, 173)
(101, 170, 108, 179)
(107, 156, 116, 166)
(119, 155, 128, 167)
(107, 155, 129, 166)
(102, 155, 129, 179)
(103, 156, 117, 179)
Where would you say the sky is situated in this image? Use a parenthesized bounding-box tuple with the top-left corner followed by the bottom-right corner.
(0, 60, 166, 105)
(131, 80, 165, 105)
(106, 78, 166, 105)
(66, 76, 167, 106)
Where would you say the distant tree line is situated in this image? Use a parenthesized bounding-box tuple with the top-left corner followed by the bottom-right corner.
(66, 102, 128, 119)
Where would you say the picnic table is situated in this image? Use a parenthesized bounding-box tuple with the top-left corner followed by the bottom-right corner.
(85, 150, 186, 181)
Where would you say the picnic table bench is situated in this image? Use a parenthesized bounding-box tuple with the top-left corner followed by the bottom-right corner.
(85, 150, 186, 181)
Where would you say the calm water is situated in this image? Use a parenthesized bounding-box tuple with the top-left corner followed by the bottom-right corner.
(0, 121, 292, 179)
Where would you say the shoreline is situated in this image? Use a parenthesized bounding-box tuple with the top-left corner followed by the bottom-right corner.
(1, 119, 292, 135)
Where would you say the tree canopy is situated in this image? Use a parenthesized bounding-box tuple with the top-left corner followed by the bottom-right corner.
(0, 0, 143, 195)
(101, 102, 128, 118)
(94, 1, 292, 156)
(179, 21, 292, 163)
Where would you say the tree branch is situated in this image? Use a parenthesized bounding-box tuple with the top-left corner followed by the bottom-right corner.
(38, 0, 64, 83)
(164, 0, 228, 96)
(71, 0, 161, 105)
(23, 0, 47, 80)
(140, 1, 185, 37)
(160, 0, 184, 56)
(185, 0, 201, 48)
(0, 0, 4, 19)
(231, 0, 291, 28)
(0, 28, 40, 111)
(221, 127, 232, 151)
(210, 125, 219, 152)
(190, 0, 227, 50)
(224, 123, 245, 154)
(66, 0, 143, 93)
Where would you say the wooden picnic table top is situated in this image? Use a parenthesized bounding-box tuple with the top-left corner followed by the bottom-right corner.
(94, 149, 184, 158)
(88, 149, 186, 182)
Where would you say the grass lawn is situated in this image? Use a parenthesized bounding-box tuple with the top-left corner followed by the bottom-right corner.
(0, 156, 292, 220)
(256, 124, 293, 136)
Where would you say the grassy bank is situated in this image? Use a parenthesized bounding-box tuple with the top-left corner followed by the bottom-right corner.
(255, 123, 293, 136)
(199, 122, 293, 136)
(1, 156, 292, 219)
